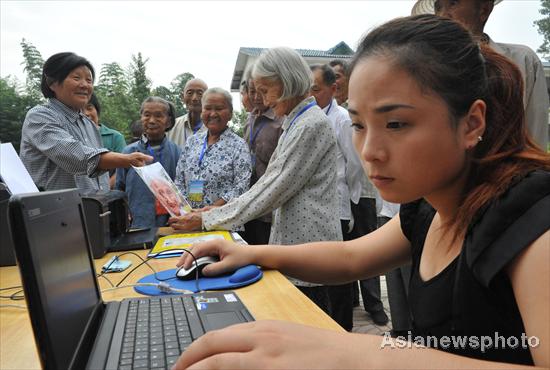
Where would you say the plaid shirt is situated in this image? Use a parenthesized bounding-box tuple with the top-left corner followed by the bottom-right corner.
(20, 98, 109, 191)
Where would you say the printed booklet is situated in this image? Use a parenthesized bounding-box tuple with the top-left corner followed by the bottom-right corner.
(148, 231, 244, 258)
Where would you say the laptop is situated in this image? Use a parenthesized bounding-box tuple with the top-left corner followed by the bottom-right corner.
(9, 189, 254, 370)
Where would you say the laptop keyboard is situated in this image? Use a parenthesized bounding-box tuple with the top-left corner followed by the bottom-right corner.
(118, 295, 204, 370)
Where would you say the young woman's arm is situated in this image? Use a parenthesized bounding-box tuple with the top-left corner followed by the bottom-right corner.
(174, 230, 550, 370)
(177, 215, 411, 285)
(507, 229, 550, 367)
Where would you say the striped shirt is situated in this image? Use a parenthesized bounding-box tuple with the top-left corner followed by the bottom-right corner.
(20, 98, 110, 191)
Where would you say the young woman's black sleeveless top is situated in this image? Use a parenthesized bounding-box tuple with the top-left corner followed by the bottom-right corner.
(400, 171, 550, 365)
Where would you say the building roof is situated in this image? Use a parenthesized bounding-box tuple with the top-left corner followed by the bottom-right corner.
(239, 41, 354, 59)
(231, 41, 354, 91)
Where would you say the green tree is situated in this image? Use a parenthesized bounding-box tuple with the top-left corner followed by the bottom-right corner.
(98, 62, 128, 95)
(96, 62, 137, 138)
(129, 52, 152, 106)
(20, 38, 44, 102)
(535, 0, 550, 58)
(0, 76, 40, 151)
(151, 85, 172, 101)
(230, 109, 248, 137)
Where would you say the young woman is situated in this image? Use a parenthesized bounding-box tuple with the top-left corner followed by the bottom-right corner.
(115, 97, 181, 228)
(173, 15, 549, 369)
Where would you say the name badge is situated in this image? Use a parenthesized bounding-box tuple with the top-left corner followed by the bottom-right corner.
(189, 180, 205, 202)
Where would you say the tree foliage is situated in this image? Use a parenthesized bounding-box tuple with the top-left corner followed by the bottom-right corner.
(535, 0, 550, 59)
(95, 61, 137, 138)
(0, 40, 197, 149)
(129, 52, 152, 106)
(230, 109, 248, 137)
(0, 76, 41, 151)
(20, 38, 44, 102)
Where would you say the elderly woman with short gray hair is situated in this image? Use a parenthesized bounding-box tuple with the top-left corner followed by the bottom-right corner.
(169, 47, 341, 313)
(174, 87, 251, 210)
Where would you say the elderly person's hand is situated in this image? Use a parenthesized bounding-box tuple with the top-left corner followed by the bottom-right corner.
(126, 152, 153, 167)
(195, 204, 221, 212)
(168, 212, 203, 231)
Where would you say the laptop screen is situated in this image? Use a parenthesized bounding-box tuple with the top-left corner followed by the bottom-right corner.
(10, 189, 102, 369)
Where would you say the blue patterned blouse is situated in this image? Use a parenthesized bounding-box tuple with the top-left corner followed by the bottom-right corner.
(175, 128, 251, 209)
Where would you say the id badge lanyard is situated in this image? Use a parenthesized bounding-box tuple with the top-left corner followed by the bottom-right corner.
(249, 119, 268, 167)
(325, 100, 333, 115)
(193, 120, 203, 134)
(281, 101, 316, 142)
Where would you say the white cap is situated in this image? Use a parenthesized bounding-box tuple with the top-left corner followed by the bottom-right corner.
(411, 0, 502, 15)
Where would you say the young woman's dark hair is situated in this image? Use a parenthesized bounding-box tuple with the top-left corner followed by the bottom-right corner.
(350, 14, 550, 237)
(140, 96, 176, 131)
(88, 93, 101, 117)
(40, 52, 95, 99)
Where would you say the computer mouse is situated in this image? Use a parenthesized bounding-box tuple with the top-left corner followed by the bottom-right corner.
(176, 256, 219, 280)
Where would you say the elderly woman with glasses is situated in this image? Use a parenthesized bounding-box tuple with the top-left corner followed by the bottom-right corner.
(169, 47, 341, 313)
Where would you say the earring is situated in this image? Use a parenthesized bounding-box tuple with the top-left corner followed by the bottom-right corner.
(477, 136, 483, 142)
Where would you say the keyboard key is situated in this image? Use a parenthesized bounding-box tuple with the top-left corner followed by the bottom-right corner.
(150, 338, 164, 346)
(122, 346, 134, 354)
(179, 337, 192, 345)
(134, 345, 148, 353)
(133, 359, 149, 368)
(165, 342, 178, 350)
(165, 335, 177, 343)
(150, 344, 164, 352)
(166, 348, 179, 357)
(119, 358, 133, 366)
(121, 352, 134, 360)
(150, 358, 166, 368)
(167, 356, 180, 367)
(135, 339, 149, 346)
(164, 329, 176, 337)
(134, 353, 149, 361)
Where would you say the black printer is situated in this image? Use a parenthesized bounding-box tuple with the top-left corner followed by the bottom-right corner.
(80, 190, 158, 259)
(0, 183, 16, 266)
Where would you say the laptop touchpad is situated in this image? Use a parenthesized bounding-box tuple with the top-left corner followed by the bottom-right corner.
(204, 312, 242, 331)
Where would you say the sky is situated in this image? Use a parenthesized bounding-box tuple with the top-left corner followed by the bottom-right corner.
(1, 0, 546, 107)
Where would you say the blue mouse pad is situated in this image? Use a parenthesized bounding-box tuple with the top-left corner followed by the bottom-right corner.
(134, 265, 263, 296)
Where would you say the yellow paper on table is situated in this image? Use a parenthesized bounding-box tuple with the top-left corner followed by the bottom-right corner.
(148, 231, 234, 258)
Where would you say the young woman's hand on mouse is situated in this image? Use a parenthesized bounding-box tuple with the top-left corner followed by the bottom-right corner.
(172, 320, 367, 370)
(176, 239, 254, 277)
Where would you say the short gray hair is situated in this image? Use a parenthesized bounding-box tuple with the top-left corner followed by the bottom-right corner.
(201, 87, 233, 114)
(252, 47, 312, 101)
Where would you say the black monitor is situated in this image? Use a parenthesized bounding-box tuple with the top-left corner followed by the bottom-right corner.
(9, 189, 104, 369)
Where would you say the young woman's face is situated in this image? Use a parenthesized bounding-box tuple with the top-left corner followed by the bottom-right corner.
(348, 56, 470, 204)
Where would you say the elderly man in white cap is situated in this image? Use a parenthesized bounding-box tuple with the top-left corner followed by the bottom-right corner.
(412, 0, 549, 150)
